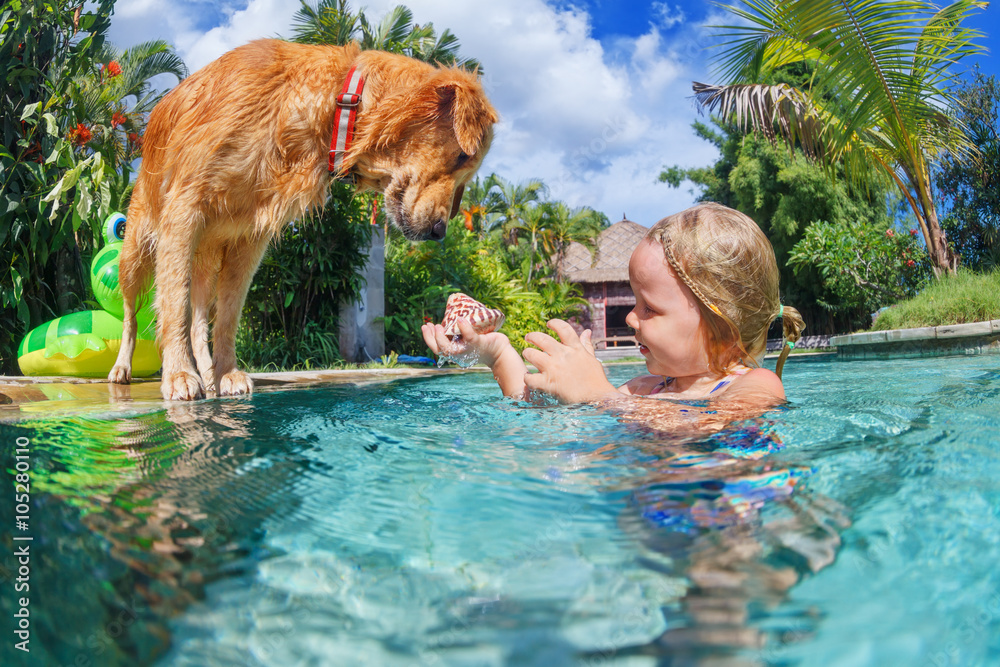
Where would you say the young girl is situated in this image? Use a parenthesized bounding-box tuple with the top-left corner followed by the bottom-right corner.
(422, 202, 806, 409)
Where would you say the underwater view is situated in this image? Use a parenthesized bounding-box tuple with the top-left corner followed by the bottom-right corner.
(2, 354, 999, 666)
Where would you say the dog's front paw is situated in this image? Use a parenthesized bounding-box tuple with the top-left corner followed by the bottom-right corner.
(108, 364, 132, 385)
(161, 371, 205, 401)
(200, 367, 216, 393)
(218, 370, 254, 397)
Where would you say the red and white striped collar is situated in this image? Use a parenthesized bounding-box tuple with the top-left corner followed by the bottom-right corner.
(329, 66, 365, 182)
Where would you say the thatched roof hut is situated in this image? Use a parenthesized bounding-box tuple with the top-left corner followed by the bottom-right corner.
(559, 219, 646, 350)
(559, 219, 647, 283)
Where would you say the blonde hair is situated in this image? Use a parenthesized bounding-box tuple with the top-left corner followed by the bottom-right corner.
(645, 202, 806, 379)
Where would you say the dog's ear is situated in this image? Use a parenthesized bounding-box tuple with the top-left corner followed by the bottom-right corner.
(437, 79, 498, 156)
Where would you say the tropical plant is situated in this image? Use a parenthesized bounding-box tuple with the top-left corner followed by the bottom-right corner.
(506, 203, 551, 284)
(71, 40, 187, 176)
(382, 220, 587, 356)
(493, 175, 547, 242)
(789, 219, 932, 314)
(661, 116, 899, 333)
(0, 0, 186, 374)
(544, 201, 607, 277)
(936, 67, 1000, 270)
(292, 0, 480, 70)
(458, 173, 503, 239)
(236, 188, 377, 370)
(694, 0, 987, 275)
(456, 174, 606, 287)
(2, 0, 107, 371)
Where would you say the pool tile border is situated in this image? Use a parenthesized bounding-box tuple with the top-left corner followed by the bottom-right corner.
(0, 367, 483, 421)
(831, 320, 1000, 360)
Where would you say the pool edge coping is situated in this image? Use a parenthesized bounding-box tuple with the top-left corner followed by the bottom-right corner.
(0, 367, 488, 422)
(830, 319, 1000, 359)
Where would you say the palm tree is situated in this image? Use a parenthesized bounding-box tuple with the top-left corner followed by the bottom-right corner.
(292, 0, 481, 70)
(694, 0, 986, 275)
(507, 203, 552, 285)
(544, 202, 607, 278)
(76, 41, 188, 174)
(291, 0, 360, 45)
(490, 174, 547, 243)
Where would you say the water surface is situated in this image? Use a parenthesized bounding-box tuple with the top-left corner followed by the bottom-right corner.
(2, 354, 999, 666)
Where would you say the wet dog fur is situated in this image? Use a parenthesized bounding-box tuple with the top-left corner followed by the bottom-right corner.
(108, 39, 497, 401)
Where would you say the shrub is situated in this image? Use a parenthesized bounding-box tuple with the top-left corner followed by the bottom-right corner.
(789, 218, 932, 315)
(236, 186, 376, 370)
(871, 268, 1000, 330)
(383, 222, 586, 356)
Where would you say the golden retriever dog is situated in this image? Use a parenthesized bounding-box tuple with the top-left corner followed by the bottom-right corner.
(108, 39, 497, 401)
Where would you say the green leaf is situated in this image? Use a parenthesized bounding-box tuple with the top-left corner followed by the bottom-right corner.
(76, 181, 93, 224)
(92, 151, 104, 187)
(98, 179, 111, 217)
(284, 292, 294, 308)
(11, 267, 23, 303)
(19, 102, 40, 121)
(78, 13, 96, 31)
(42, 112, 58, 136)
(58, 161, 87, 194)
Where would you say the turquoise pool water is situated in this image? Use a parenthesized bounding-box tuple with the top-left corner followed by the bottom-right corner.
(2, 354, 999, 666)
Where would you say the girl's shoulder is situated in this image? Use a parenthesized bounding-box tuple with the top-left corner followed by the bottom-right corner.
(618, 374, 667, 396)
(720, 367, 785, 402)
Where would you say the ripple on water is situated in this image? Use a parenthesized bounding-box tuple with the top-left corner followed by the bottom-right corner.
(6, 355, 1000, 666)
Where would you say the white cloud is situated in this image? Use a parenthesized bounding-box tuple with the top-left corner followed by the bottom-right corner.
(181, 0, 300, 72)
(107, 0, 720, 226)
(652, 2, 686, 30)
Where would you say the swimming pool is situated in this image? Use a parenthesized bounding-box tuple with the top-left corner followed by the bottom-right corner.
(2, 354, 999, 666)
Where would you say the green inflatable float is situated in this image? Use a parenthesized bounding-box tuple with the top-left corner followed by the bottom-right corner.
(17, 212, 161, 377)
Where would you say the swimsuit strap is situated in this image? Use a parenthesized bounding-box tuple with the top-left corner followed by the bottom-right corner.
(709, 364, 752, 394)
(650, 376, 673, 395)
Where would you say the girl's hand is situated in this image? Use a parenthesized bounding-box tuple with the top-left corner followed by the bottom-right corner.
(423, 318, 528, 398)
(522, 319, 620, 404)
(421, 318, 511, 368)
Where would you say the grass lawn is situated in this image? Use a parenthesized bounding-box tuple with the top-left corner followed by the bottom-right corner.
(872, 268, 1000, 331)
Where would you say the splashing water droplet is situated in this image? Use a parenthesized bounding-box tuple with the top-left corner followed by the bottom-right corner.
(438, 348, 482, 369)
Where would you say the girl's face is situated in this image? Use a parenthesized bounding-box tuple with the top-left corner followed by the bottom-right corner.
(625, 239, 711, 378)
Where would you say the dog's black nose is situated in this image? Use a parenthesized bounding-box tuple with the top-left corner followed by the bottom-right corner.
(429, 220, 447, 241)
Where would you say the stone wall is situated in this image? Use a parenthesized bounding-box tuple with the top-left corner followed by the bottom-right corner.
(832, 321, 1000, 360)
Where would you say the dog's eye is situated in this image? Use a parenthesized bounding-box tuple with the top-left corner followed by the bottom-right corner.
(456, 152, 471, 168)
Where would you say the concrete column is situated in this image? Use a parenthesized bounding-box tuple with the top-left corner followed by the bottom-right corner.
(338, 226, 385, 363)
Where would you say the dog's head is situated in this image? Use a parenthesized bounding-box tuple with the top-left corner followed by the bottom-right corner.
(346, 56, 498, 241)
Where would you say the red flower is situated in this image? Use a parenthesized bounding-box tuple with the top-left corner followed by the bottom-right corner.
(111, 111, 127, 128)
(127, 132, 143, 147)
(24, 142, 44, 163)
(909, 229, 918, 236)
(69, 123, 92, 147)
(885, 229, 895, 238)
(423, 316, 433, 324)
(105, 61, 122, 77)
(906, 259, 916, 268)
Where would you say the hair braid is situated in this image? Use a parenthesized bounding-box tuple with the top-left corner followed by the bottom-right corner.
(662, 244, 720, 318)
(645, 202, 797, 377)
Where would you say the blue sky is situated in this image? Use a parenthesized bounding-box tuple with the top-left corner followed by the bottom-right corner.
(579, 1, 997, 75)
(108, 0, 998, 227)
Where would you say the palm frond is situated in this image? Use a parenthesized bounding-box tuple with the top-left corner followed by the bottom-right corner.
(363, 5, 415, 51)
(291, 0, 359, 45)
(692, 81, 829, 158)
